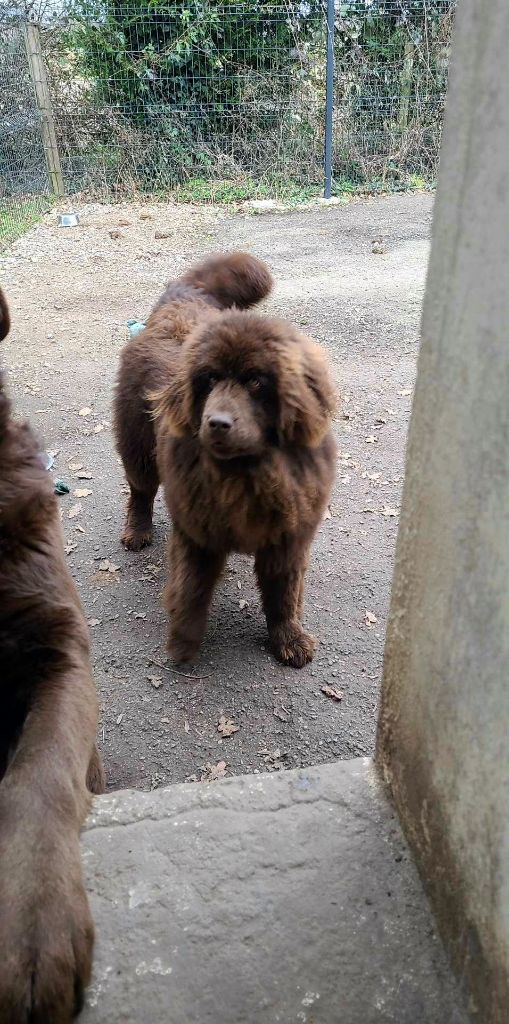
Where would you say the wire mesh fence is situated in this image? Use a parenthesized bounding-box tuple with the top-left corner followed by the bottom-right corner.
(1, 1, 455, 248)
(0, 10, 54, 247)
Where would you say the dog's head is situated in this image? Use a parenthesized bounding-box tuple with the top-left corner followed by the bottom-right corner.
(153, 311, 336, 459)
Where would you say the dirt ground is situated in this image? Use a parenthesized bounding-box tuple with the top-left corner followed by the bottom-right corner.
(0, 192, 432, 790)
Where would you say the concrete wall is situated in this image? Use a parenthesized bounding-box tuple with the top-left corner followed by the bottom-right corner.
(376, 2, 509, 1021)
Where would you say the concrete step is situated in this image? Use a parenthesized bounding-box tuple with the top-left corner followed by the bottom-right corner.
(82, 758, 470, 1023)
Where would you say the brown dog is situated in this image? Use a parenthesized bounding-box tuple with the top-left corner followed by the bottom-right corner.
(0, 289, 104, 1023)
(114, 253, 336, 668)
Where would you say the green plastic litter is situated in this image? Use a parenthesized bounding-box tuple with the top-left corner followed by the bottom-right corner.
(54, 479, 70, 495)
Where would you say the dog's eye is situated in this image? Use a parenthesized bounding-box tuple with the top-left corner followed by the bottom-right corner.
(195, 371, 220, 393)
(245, 375, 265, 394)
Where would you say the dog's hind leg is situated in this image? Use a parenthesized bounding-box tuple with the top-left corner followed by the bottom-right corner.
(122, 478, 158, 551)
(114, 384, 159, 550)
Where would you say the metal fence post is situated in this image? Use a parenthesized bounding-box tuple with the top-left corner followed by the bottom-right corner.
(323, 0, 335, 198)
(23, 20, 64, 197)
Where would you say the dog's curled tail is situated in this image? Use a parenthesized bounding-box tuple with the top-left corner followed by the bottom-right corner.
(181, 252, 273, 310)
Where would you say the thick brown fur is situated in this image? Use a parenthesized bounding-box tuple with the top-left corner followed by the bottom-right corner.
(114, 252, 337, 668)
(0, 288, 105, 1024)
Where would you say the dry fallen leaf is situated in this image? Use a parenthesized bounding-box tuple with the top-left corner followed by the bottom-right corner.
(258, 748, 287, 770)
(321, 685, 344, 702)
(274, 706, 290, 722)
(88, 618, 101, 627)
(74, 488, 92, 498)
(218, 715, 240, 738)
(65, 541, 77, 554)
(184, 718, 190, 734)
(78, 407, 91, 417)
(365, 435, 377, 444)
(239, 599, 249, 610)
(68, 461, 83, 472)
(365, 610, 378, 626)
(93, 423, 105, 433)
(147, 675, 163, 689)
(68, 504, 82, 519)
(75, 524, 85, 534)
(380, 505, 398, 517)
(76, 470, 93, 480)
(134, 612, 147, 620)
(323, 506, 332, 520)
(98, 559, 120, 572)
(397, 388, 412, 397)
(201, 761, 227, 782)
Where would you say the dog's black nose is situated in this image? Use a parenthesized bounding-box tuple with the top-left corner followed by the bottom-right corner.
(208, 413, 233, 433)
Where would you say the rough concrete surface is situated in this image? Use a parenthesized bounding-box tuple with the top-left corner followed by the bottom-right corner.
(81, 759, 469, 1023)
(0, 193, 431, 789)
(377, 2, 509, 1020)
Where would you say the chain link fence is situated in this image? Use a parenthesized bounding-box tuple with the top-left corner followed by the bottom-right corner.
(1, 1, 454, 249)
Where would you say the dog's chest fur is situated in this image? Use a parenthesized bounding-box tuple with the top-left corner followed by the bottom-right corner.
(159, 433, 335, 554)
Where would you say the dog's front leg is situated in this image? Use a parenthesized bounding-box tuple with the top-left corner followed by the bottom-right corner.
(255, 543, 316, 668)
(0, 667, 101, 1024)
(165, 527, 225, 662)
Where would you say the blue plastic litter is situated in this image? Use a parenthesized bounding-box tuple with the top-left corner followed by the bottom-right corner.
(54, 479, 70, 496)
(39, 451, 54, 471)
(127, 319, 146, 338)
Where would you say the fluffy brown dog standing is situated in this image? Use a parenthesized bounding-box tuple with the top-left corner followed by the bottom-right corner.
(115, 253, 336, 667)
(0, 289, 105, 1023)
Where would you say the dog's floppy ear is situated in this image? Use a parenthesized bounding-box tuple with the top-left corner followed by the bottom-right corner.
(279, 336, 337, 447)
(149, 359, 193, 437)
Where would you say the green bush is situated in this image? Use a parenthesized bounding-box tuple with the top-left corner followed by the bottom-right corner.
(68, 1, 321, 123)
(55, 0, 453, 192)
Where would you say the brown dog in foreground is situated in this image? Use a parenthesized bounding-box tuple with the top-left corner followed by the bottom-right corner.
(115, 253, 336, 668)
(0, 289, 104, 1023)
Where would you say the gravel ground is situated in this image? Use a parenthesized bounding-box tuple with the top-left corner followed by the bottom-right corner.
(0, 192, 433, 790)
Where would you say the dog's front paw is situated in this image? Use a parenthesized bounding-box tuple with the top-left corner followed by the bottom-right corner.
(121, 525, 153, 551)
(168, 630, 200, 664)
(271, 623, 317, 668)
(0, 832, 94, 1024)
